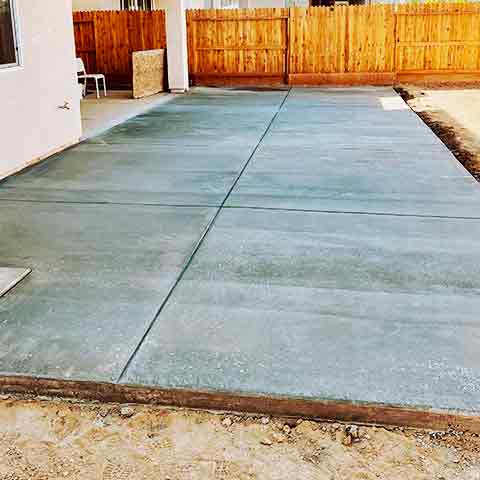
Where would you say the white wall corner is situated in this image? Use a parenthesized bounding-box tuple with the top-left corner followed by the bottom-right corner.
(160, 0, 189, 92)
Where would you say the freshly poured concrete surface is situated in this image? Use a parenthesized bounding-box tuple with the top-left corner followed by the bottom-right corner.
(80, 90, 173, 140)
(0, 202, 216, 381)
(227, 89, 479, 217)
(1, 87, 480, 412)
(0, 88, 284, 381)
(0, 90, 282, 206)
(124, 208, 480, 411)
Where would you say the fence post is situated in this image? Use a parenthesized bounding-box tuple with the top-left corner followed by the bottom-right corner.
(285, 8, 290, 85)
(344, 6, 349, 74)
(392, 3, 398, 83)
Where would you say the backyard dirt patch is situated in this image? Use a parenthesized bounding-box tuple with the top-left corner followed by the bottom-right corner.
(396, 86, 480, 181)
(0, 395, 479, 479)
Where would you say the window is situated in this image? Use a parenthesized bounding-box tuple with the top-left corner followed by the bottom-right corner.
(120, 0, 153, 10)
(0, 0, 19, 68)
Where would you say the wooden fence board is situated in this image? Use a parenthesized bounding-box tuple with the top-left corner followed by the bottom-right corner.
(73, 10, 166, 88)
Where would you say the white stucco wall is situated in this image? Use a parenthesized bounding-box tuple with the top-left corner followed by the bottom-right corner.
(0, 0, 82, 180)
(183, 0, 207, 8)
(72, 0, 119, 10)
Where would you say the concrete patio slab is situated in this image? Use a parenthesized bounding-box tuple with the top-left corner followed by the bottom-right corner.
(1, 86, 480, 420)
(123, 207, 480, 412)
(227, 88, 480, 217)
(1, 89, 285, 206)
(0, 201, 216, 382)
(80, 90, 174, 140)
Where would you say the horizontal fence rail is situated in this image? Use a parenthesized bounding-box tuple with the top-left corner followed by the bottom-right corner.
(73, 10, 166, 88)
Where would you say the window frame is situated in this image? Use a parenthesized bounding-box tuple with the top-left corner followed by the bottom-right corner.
(0, 0, 21, 70)
(120, 0, 153, 10)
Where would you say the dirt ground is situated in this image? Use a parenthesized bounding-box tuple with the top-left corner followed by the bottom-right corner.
(0, 395, 479, 480)
(397, 85, 480, 181)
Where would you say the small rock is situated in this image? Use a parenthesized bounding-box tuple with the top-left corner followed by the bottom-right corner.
(260, 417, 270, 425)
(0, 394, 11, 400)
(222, 417, 233, 427)
(119, 406, 135, 418)
(296, 418, 303, 425)
(336, 429, 352, 446)
(260, 438, 273, 446)
(283, 418, 298, 428)
(92, 415, 105, 428)
(98, 406, 110, 417)
(347, 425, 360, 440)
(283, 424, 291, 435)
(272, 432, 285, 443)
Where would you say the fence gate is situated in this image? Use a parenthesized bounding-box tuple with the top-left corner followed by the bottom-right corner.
(187, 8, 290, 86)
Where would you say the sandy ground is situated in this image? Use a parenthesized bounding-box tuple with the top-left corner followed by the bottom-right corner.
(398, 86, 480, 180)
(0, 395, 479, 480)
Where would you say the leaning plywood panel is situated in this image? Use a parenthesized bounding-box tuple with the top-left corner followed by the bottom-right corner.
(132, 49, 165, 99)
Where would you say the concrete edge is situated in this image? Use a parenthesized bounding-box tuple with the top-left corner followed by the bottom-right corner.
(80, 93, 177, 141)
(0, 375, 479, 432)
(0, 268, 32, 298)
(0, 140, 80, 182)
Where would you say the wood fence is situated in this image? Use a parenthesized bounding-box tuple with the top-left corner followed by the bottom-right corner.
(73, 10, 166, 88)
(187, 3, 480, 86)
(395, 2, 480, 83)
(187, 8, 289, 85)
(72, 4, 480, 88)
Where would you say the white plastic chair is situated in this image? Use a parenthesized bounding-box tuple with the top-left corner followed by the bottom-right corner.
(77, 58, 107, 99)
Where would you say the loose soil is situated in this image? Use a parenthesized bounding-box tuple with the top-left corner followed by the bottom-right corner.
(0, 395, 479, 479)
(396, 86, 480, 181)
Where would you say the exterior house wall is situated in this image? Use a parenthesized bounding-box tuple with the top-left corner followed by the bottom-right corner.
(72, 0, 309, 10)
(72, 0, 203, 9)
(0, 0, 82, 180)
(72, 0, 119, 10)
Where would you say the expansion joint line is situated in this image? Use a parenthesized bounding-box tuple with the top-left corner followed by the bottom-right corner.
(116, 88, 292, 384)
